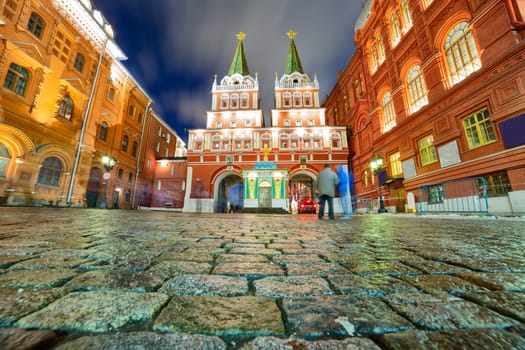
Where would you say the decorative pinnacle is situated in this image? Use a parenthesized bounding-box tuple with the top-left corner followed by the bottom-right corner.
(287, 29, 296, 39)
(236, 32, 246, 41)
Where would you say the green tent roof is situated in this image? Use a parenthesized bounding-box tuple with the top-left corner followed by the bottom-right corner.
(284, 30, 304, 74)
(228, 32, 250, 76)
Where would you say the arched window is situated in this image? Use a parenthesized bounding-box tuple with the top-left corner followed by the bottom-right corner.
(279, 133, 290, 149)
(290, 133, 300, 149)
(37, 157, 62, 186)
(0, 143, 11, 177)
(240, 93, 249, 108)
(330, 132, 342, 149)
(98, 121, 108, 141)
(131, 141, 138, 157)
(3, 63, 30, 96)
(293, 92, 302, 107)
(58, 95, 74, 120)
(406, 65, 428, 114)
(422, 0, 434, 9)
(304, 92, 313, 107)
(390, 12, 401, 46)
(27, 12, 45, 39)
(73, 53, 85, 73)
(220, 94, 229, 109)
(445, 22, 481, 85)
(283, 92, 292, 107)
(401, 0, 412, 30)
(260, 133, 271, 150)
(107, 87, 115, 101)
(121, 135, 129, 152)
(381, 92, 396, 133)
(369, 44, 378, 72)
(230, 94, 239, 108)
(377, 35, 385, 63)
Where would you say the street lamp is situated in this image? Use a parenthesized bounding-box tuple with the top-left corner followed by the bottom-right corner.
(100, 155, 116, 209)
(370, 156, 387, 213)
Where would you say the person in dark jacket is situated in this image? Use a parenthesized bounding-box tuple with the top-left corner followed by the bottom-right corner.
(317, 164, 339, 220)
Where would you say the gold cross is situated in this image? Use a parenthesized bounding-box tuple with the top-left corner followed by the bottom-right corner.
(287, 29, 296, 39)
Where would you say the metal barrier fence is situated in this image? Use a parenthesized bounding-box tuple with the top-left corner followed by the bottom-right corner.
(417, 177, 489, 215)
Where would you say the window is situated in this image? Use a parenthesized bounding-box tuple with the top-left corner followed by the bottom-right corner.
(295, 120, 302, 127)
(445, 22, 481, 85)
(37, 157, 62, 186)
(283, 92, 292, 107)
(98, 121, 108, 141)
(280, 134, 289, 149)
(118, 168, 123, 180)
(427, 184, 444, 204)
(4, 63, 30, 96)
(220, 95, 229, 109)
(131, 141, 138, 157)
(369, 44, 378, 72)
(389, 152, 403, 176)
(73, 53, 85, 73)
(406, 65, 428, 114)
(121, 135, 129, 152)
(304, 92, 313, 107)
(58, 95, 74, 120)
(418, 134, 438, 166)
(108, 88, 115, 101)
(476, 172, 511, 198)
(231, 121, 237, 128)
(216, 121, 222, 128)
(381, 92, 396, 133)
(284, 119, 290, 127)
(331, 133, 342, 149)
(166, 134, 170, 143)
(128, 172, 133, 183)
(422, 0, 434, 9)
(308, 120, 314, 127)
(462, 108, 496, 149)
(158, 127, 162, 136)
(128, 105, 135, 118)
(0, 143, 11, 177)
(241, 93, 249, 108)
(377, 35, 386, 63)
(27, 12, 45, 39)
(390, 12, 401, 46)
(293, 92, 302, 107)
(401, 0, 412, 29)
(137, 113, 143, 124)
(125, 189, 131, 202)
(52, 31, 71, 63)
(245, 120, 252, 127)
(3, 0, 18, 21)
(230, 94, 239, 108)
(155, 142, 160, 152)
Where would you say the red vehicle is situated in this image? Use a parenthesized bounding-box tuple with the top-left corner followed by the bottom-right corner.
(298, 198, 318, 214)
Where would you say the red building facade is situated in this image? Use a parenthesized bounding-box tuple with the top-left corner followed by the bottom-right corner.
(324, 0, 525, 215)
(185, 32, 349, 213)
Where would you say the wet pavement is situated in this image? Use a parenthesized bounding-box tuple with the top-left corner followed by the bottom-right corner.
(0, 207, 524, 349)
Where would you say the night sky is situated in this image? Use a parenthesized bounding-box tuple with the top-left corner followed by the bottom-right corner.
(92, 0, 364, 143)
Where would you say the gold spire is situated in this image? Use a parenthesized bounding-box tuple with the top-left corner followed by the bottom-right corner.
(236, 32, 246, 41)
(287, 29, 296, 40)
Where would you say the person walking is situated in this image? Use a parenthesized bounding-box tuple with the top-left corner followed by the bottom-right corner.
(337, 165, 351, 219)
(317, 164, 339, 220)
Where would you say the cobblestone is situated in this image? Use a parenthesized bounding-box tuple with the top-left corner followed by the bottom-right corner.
(0, 208, 524, 349)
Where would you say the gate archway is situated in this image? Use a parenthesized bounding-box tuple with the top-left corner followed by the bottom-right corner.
(216, 174, 243, 212)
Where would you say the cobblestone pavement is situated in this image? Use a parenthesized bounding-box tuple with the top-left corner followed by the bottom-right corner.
(0, 208, 524, 350)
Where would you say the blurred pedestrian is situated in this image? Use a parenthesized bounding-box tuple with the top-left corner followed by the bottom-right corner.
(337, 165, 351, 219)
(317, 164, 339, 220)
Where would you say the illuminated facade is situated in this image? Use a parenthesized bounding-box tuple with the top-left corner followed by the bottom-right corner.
(0, 0, 186, 209)
(185, 32, 349, 213)
(324, 0, 525, 215)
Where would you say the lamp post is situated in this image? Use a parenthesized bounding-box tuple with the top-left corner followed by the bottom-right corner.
(99, 155, 116, 209)
(370, 156, 387, 213)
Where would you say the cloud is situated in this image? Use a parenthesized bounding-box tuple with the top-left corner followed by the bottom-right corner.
(93, 0, 364, 140)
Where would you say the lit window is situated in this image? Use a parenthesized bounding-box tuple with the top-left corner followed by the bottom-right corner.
(304, 92, 312, 106)
(406, 65, 428, 113)
(293, 92, 302, 107)
(121, 135, 129, 152)
(476, 172, 511, 198)
(4, 63, 30, 96)
(37, 157, 62, 186)
(377, 35, 385, 63)
(241, 93, 249, 108)
(462, 108, 496, 149)
(27, 12, 45, 39)
(230, 94, 239, 108)
(0, 143, 11, 177)
(369, 43, 378, 72)
(418, 135, 437, 166)
(73, 53, 85, 73)
(98, 121, 108, 141)
(445, 22, 481, 85)
(381, 92, 396, 133)
(221, 95, 229, 109)
(58, 95, 74, 120)
(283, 93, 292, 107)
(389, 152, 403, 176)
(401, 0, 412, 30)
(390, 12, 401, 46)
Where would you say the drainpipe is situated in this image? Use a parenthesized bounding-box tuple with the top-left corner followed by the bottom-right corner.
(131, 101, 152, 209)
(504, 0, 525, 29)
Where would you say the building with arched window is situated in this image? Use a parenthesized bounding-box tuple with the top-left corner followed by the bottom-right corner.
(185, 31, 349, 213)
(324, 0, 525, 215)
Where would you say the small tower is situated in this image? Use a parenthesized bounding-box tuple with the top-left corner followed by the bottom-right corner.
(271, 30, 323, 128)
(208, 32, 263, 130)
